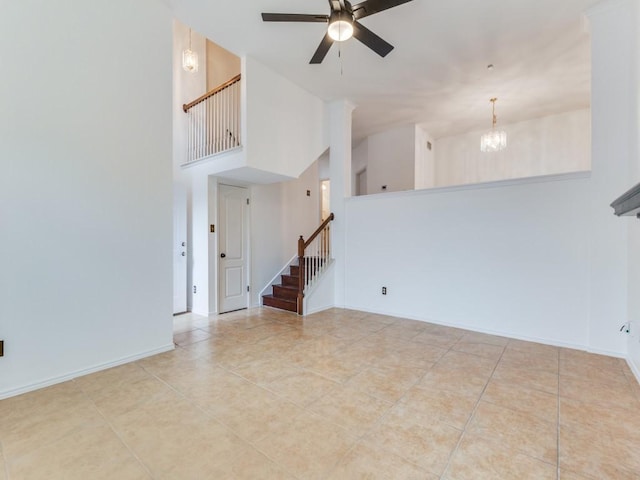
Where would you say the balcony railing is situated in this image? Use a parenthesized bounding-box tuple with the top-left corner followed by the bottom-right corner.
(182, 74, 241, 163)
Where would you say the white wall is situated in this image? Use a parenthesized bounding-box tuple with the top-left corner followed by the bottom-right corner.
(588, 0, 639, 376)
(245, 57, 328, 179)
(250, 162, 322, 306)
(0, 0, 173, 398)
(173, 20, 207, 177)
(345, 172, 625, 356)
(366, 125, 417, 194)
(173, 20, 208, 311)
(206, 40, 241, 91)
(434, 109, 591, 187)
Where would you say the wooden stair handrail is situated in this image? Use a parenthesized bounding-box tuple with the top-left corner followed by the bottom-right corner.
(302, 213, 334, 251)
(297, 213, 334, 315)
(182, 74, 241, 113)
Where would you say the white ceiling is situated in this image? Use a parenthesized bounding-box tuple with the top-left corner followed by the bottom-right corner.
(168, 0, 598, 142)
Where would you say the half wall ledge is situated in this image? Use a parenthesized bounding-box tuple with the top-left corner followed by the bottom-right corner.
(611, 182, 640, 218)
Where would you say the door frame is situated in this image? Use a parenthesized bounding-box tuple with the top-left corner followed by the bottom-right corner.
(216, 182, 251, 314)
(173, 183, 188, 315)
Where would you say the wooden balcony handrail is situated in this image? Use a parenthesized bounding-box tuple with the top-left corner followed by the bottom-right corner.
(182, 74, 241, 113)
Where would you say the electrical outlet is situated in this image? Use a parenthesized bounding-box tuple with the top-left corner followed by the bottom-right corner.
(193, 285, 197, 294)
(0, 340, 4, 357)
(382, 287, 387, 295)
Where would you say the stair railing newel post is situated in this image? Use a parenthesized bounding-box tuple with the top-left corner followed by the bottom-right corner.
(297, 235, 305, 315)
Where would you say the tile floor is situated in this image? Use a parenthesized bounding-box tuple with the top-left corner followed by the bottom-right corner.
(1, 308, 640, 479)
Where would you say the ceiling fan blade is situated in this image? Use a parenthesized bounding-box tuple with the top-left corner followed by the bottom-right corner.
(261, 13, 328, 22)
(352, 21, 394, 57)
(351, 0, 413, 20)
(310, 33, 334, 64)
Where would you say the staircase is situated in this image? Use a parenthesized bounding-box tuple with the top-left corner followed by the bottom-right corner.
(261, 213, 334, 315)
(262, 264, 300, 313)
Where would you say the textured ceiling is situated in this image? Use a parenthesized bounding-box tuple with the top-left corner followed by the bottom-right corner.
(167, 0, 598, 142)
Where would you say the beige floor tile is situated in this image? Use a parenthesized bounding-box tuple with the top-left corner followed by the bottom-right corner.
(221, 444, 297, 479)
(206, 386, 305, 443)
(558, 470, 595, 480)
(229, 356, 303, 384)
(508, 339, 560, 356)
(346, 365, 425, 403)
(366, 403, 462, 476)
(355, 331, 415, 351)
(302, 352, 369, 382)
(467, 401, 557, 464)
(73, 363, 151, 397)
(255, 411, 357, 480)
(444, 432, 556, 480)
(172, 328, 211, 346)
(492, 361, 558, 395)
(452, 341, 505, 360)
(559, 397, 640, 442)
(0, 449, 6, 480)
(400, 386, 478, 430)
(559, 349, 629, 385)
(437, 350, 499, 375)
(482, 379, 558, 423)
(6, 425, 150, 480)
(0, 384, 105, 460)
(375, 341, 447, 369)
(380, 322, 427, 341)
(500, 347, 559, 374)
(411, 330, 462, 348)
(309, 384, 393, 435)
(5, 308, 640, 480)
(79, 371, 175, 420)
(0, 381, 86, 422)
(282, 335, 354, 364)
(265, 370, 340, 407)
(110, 392, 248, 478)
(416, 365, 490, 398)
(328, 441, 437, 480)
(559, 422, 640, 479)
(559, 374, 639, 411)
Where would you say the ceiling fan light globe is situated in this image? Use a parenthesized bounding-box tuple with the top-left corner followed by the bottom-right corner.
(328, 19, 354, 41)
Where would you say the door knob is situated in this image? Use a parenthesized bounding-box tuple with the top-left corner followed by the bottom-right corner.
(220, 253, 226, 258)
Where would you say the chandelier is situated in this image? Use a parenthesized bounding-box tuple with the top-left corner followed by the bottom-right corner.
(182, 28, 199, 73)
(480, 98, 507, 153)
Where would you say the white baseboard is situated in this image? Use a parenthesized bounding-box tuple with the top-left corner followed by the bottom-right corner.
(627, 357, 640, 384)
(0, 343, 175, 400)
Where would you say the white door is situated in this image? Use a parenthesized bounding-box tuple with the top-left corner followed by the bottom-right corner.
(218, 185, 249, 313)
(173, 184, 187, 314)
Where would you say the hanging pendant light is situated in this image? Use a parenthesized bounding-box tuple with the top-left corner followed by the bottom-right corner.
(480, 98, 507, 152)
(182, 28, 199, 73)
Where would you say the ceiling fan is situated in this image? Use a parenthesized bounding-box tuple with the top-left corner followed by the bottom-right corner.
(261, 0, 413, 64)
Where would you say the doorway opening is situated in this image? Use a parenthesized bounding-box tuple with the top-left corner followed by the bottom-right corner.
(321, 179, 331, 221)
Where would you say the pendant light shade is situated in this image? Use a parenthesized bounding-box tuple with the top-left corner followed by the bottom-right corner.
(480, 98, 507, 152)
(182, 28, 199, 73)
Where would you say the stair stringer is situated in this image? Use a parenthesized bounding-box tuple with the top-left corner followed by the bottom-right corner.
(259, 255, 297, 305)
(303, 259, 335, 315)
